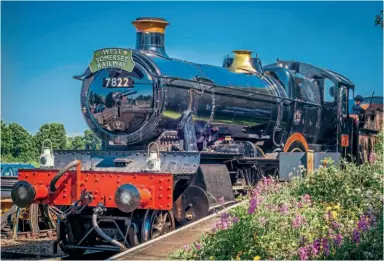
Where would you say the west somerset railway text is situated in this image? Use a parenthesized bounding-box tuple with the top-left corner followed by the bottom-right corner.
(4, 17, 382, 260)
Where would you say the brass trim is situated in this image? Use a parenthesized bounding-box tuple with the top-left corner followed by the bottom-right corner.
(132, 18, 169, 34)
(229, 50, 256, 73)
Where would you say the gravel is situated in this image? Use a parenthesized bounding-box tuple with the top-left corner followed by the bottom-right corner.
(1, 238, 65, 259)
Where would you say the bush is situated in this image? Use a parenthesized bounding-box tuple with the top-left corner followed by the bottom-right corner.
(170, 133, 383, 260)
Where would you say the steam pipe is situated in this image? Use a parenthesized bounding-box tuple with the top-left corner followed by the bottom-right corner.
(92, 205, 127, 251)
(49, 160, 80, 193)
(272, 127, 284, 147)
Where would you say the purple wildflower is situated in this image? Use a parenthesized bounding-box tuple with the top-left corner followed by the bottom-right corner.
(279, 204, 289, 215)
(231, 216, 239, 223)
(298, 246, 309, 260)
(369, 153, 375, 163)
(218, 197, 225, 206)
(252, 188, 261, 197)
(221, 212, 229, 220)
(184, 245, 190, 251)
(333, 234, 343, 247)
(331, 221, 340, 230)
(248, 203, 257, 214)
(195, 243, 202, 250)
(366, 209, 377, 226)
(302, 194, 311, 203)
(262, 176, 274, 187)
(369, 214, 376, 222)
(369, 214, 377, 227)
(357, 215, 369, 231)
(248, 197, 261, 214)
(321, 238, 330, 256)
(212, 217, 228, 232)
(352, 229, 360, 243)
(219, 217, 229, 230)
(297, 201, 303, 208)
(259, 217, 267, 225)
(263, 177, 269, 186)
(292, 214, 305, 229)
(311, 239, 321, 256)
(221, 221, 229, 230)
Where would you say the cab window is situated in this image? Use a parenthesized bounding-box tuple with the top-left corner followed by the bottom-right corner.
(292, 74, 320, 104)
(324, 78, 336, 102)
(348, 89, 354, 114)
(339, 86, 348, 116)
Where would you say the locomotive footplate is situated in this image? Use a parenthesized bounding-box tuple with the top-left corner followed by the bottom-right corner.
(53, 150, 200, 176)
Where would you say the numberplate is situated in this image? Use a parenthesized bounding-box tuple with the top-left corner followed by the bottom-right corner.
(103, 77, 133, 88)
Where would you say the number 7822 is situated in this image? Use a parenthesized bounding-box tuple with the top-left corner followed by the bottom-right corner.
(103, 77, 133, 88)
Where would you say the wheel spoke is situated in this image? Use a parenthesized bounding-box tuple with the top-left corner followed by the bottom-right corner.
(152, 223, 161, 231)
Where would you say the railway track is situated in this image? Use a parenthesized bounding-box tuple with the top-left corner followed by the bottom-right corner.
(45, 251, 114, 260)
(2, 200, 245, 260)
(110, 200, 247, 260)
(1, 251, 53, 260)
(1, 229, 56, 240)
(1, 250, 111, 260)
(1, 175, 58, 240)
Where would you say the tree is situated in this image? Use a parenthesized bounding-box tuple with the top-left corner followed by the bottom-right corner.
(89, 91, 96, 105)
(8, 122, 35, 161)
(84, 130, 101, 150)
(33, 123, 68, 156)
(68, 136, 86, 150)
(94, 94, 104, 105)
(1, 121, 13, 156)
(375, 10, 383, 28)
(105, 92, 115, 108)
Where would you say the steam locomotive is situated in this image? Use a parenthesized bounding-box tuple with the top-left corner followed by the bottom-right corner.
(10, 17, 380, 257)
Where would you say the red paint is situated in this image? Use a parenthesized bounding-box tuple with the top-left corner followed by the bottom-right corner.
(34, 185, 49, 200)
(341, 134, 349, 147)
(139, 188, 151, 206)
(18, 169, 173, 211)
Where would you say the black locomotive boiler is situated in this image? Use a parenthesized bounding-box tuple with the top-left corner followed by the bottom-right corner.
(11, 17, 378, 257)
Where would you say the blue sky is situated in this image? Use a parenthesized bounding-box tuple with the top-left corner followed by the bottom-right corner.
(2, 1, 383, 136)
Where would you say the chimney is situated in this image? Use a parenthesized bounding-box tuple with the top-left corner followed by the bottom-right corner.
(229, 50, 257, 73)
(131, 17, 169, 57)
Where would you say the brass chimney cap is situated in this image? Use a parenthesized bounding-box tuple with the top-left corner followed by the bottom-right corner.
(233, 50, 253, 55)
(132, 17, 169, 34)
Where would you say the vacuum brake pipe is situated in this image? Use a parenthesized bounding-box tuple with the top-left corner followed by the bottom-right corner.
(49, 160, 80, 192)
(11, 160, 81, 208)
(92, 204, 127, 251)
